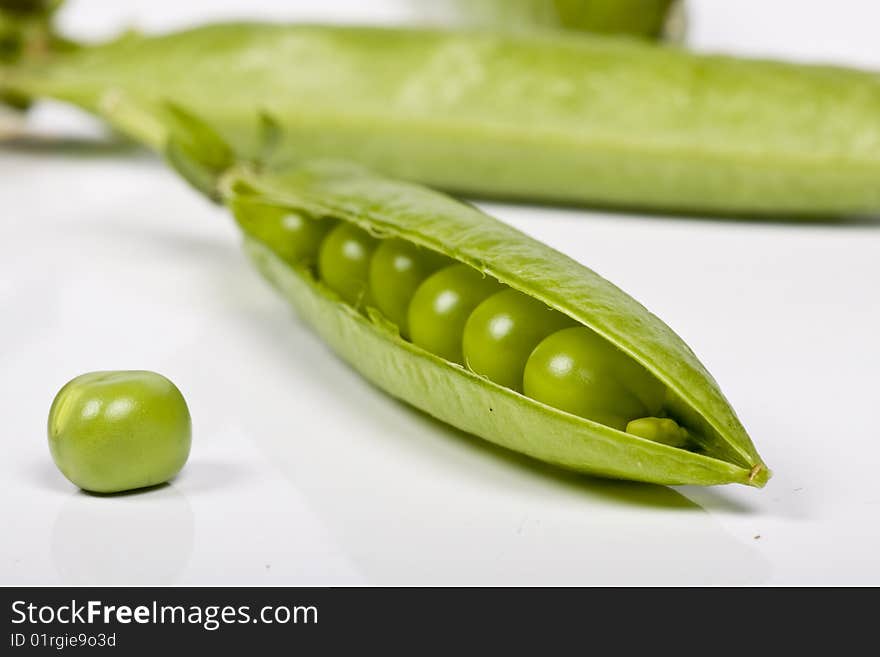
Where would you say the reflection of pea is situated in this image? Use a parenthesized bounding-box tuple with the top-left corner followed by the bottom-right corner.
(52, 484, 194, 585)
(48, 371, 191, 493)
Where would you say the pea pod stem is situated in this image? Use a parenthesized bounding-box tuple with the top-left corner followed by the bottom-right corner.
(0, 0, 73, 111)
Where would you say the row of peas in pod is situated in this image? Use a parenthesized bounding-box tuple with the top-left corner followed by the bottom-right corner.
(233, 199, 690, 448)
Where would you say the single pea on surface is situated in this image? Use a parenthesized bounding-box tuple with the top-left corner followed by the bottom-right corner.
(47, 370, 191, 494)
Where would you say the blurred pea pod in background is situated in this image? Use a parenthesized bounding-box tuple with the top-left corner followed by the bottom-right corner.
(0, 0, 77, 109)
(3, 2, 880, 219)
(418, 0, 685, 40)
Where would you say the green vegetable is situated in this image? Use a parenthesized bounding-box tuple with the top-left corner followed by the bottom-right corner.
(47, 370, 191, 493)
(626, 416, 689, 448)
(230, 196, 333, 266)
(463, 289, 574, 392)
(0, 0, 71, 109)
(4, 22, 880, 216)
(523, 326, 665, 431)
(369, 238, 451, 338)
(439, 0, 682, 40)
(318, 221, 378, 307)
(161, 107, 769, 487)
(408, 263, 504, 364)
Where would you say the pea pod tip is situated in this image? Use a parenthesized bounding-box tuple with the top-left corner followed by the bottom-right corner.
(748, 463, 771, 488)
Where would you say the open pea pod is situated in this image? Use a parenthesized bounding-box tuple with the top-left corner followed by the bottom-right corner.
(159, 106, 769, 487)
(3, 22, 880, 217)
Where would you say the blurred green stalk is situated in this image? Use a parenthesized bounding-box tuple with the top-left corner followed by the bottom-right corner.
(1, 0, 73, 108)
(436, 0, 683, 39)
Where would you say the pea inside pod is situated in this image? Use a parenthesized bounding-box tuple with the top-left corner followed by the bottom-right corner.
(230, 196, 335, 266)
(463, 289, 576, 392)
(408, 264, 504, 364)
(369, 238, 451, 338)
(523, 326, 666, 431)
(318, 222, 378, 307)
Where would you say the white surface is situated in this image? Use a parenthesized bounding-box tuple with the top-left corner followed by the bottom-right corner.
(2, 1, 880, 586)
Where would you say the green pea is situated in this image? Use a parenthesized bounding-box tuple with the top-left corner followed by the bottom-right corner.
(462, 289, 575, 392)
(318, 222, 378, 307)
(47, 370, 192, 494)
(523, 326, 666, 430)
(368, 238, 451, 338)
(626, 417, 689, 448)
(230, 197, 334, 265)
(408, 264, 504, 364)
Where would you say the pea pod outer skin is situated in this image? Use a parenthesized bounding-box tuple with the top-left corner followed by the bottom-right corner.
(224, 161, 769, 487)
(434, 0, 681, 40)
(5, 23, 880, 217)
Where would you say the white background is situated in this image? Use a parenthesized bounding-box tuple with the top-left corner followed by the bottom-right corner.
(1, 1, 879, 585)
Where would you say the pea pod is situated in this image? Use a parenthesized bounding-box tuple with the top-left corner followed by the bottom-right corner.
(157, 105, 769, 487)
(5, 23, 880, 217)
(432, 0, 683, 40)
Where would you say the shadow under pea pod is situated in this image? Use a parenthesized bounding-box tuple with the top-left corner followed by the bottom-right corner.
(220, 305, 772, 586)
(51, 484, 194, 585)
